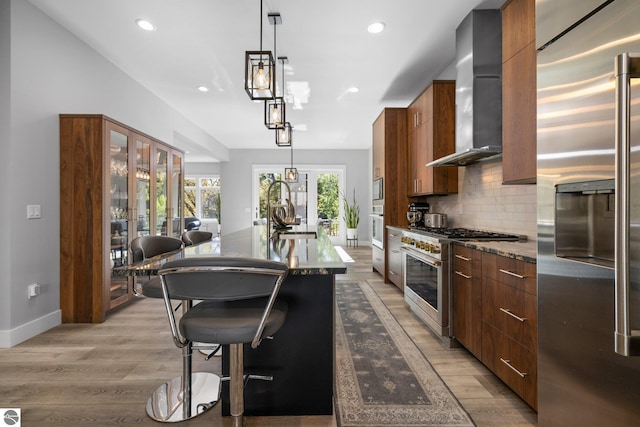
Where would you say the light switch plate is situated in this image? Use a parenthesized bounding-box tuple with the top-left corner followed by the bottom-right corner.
(27, 204, 41, 219)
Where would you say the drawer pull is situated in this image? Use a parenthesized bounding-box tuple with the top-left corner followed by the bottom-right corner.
(389, 270, 398, 276)
(455, 271, 472, 279)
(499, 269, 525, 279)
(500, 307, 526, 322)
(500, 358, 527, 378)
(455, 254, 471, 262)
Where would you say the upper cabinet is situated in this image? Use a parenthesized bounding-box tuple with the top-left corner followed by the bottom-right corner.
(502, 0, 536, 184)
(60, 114, 184, 323)
(372, 108, 408, 224)
(407, 81, 458, 196)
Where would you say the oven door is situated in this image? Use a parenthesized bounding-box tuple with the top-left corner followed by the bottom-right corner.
(402, 247, 450, 337)
(370, 213, 384, 249)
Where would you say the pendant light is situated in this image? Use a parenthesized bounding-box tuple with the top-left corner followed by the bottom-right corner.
(245, 0, 275, 100)
(265, 20, 286, 130)
(276, 122, 293, 147)
(284, 141, 298, 183)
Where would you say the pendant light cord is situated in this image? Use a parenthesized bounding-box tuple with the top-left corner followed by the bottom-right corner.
(259, 0, 263, 51)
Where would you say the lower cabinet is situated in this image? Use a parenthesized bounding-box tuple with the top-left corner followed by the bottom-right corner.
(452, 244, 538, 410)
(386, 228, 404, 290)
(452, 245, 482, 358)
(372, 245, 385, 276)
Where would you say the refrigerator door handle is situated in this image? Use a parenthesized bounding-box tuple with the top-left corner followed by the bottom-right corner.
(614, 52, 640, 357)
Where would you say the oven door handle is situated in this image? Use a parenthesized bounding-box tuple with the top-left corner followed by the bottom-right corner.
(401, 246, 441, 268)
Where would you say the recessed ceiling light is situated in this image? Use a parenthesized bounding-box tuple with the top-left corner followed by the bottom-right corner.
(367, 21, 386, 34)
(135, 19, 156, 31)
(347, 87, 359, 93)
(197, 86, 209, 92)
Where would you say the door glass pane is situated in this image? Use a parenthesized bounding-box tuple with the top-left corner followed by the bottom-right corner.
(259, 173, 281, 221)
(201, 177, 221, 221)
(109, 129, 129, 303)
(317, 173, 339, 236)
(135, 138, 150, 237)
(156, 148, 168, 235)
(170, 153, 182, 237)
(289, 173, 308, 224)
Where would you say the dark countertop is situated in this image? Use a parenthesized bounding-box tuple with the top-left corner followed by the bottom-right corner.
(114, 224, 347, 276)
(386, 224, 537, 264)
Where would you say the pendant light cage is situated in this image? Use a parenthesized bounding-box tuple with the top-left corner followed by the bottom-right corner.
(276, 122, 293, 147)
(265, 97, 286, 129)
(245, 51, 276, 100)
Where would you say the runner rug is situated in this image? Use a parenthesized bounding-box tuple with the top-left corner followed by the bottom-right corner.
(335, 281, 475, 427)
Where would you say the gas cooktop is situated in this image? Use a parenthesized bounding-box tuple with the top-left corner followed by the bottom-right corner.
(408, 227, 526, 242)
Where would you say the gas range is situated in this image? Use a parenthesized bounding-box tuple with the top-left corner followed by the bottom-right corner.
(409, 227, 526, 242)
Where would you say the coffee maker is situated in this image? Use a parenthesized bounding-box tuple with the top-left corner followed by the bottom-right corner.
(407, 202, 430, 228)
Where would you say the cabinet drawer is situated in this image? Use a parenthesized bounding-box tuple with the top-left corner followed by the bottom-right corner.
(387, 248, 403, 289)
(483, 278, 537, 351)
(483, 252, 536, 295)
(453, 245, 476, 276)
(482, 322, 537, 410)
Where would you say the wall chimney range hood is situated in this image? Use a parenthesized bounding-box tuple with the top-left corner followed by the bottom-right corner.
(428, 9, 502, 167)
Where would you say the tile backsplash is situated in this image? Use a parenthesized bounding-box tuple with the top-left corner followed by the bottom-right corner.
(429, 159, 537, 241)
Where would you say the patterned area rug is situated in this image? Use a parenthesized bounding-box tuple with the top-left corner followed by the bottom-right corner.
(335, 281, 475, 427)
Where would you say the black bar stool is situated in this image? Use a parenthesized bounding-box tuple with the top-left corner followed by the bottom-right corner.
(146, 257, 289, 426)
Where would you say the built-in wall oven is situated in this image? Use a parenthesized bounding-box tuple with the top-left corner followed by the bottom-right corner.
(370, 205, 384, 249)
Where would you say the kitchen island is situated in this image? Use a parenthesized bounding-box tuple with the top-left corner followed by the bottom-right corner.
(114, 225, 346, 416)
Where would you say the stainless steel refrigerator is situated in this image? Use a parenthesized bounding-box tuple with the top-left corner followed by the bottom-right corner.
(537, 0, 640, 425)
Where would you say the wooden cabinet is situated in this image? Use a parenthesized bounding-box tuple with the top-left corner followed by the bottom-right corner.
(502, 0, 536, 184)
(386, 227, 404, 290)
(481, 251, 537, 410)
(452, 245, 483, 358)
(60, 114, 184, 323)
(371, 108, 409, 280)
(407, 81, 458, 196)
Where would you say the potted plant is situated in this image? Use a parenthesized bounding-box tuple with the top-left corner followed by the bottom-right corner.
(342, 188, 360, 239)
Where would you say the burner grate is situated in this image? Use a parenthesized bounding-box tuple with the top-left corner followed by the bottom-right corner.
(409, 227, 525, 241)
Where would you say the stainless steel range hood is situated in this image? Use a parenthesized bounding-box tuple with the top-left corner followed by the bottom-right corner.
(428, 9, 502, 167)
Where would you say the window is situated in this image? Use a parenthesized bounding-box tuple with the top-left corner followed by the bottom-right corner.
(184, 177, 221, 222)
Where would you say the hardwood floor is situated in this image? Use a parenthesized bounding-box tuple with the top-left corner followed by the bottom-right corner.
(0, 245, 537, 426)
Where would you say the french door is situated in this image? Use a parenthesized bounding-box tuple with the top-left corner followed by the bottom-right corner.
(253, 166, 345, 244)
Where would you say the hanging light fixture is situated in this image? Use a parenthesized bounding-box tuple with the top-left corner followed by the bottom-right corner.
(265, 20, 285, 129)
(245, 0, 275, 100)
(276, 122, 293, 147)
(284, 141, 298, 183)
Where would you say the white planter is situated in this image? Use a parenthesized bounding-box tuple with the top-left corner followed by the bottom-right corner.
(346, 228, 358, 239)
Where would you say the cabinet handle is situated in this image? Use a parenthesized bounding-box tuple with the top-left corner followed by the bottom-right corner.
(389, 233, 397, 237)
(499, 269, 525, 279)
(392, 249, 400, 254)
(500, 358, 528, 378)
(389, 270, 398, 276)
(500, 307, 526, 322)
(455, 254, 471, 262)
(455, 271, 471, 279)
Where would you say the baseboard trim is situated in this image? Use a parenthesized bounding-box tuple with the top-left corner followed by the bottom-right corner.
(0, 310, 61, 348)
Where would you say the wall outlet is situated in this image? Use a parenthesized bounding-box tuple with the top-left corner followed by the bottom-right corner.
(28, 283, 40, 299)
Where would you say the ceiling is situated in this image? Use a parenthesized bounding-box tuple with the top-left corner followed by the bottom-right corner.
(28, 0, 505, 162)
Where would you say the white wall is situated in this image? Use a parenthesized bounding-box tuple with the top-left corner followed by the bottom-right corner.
(1, 0, 229, 347)
(220, 149, 370, 240)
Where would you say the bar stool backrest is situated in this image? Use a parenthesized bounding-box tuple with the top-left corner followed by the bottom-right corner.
(130, 235, 184, 262)
(181, 230, 213, 246)
(158, 257, 289, 349)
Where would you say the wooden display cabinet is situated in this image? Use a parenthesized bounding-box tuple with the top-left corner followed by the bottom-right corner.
(60, 114, 184, 322)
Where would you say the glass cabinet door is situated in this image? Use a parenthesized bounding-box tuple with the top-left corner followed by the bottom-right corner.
(155, 146, 169, 235)
(134, 136, 151, 237)
(107, 123, 130, 306)
(169, 151, 184, 238)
